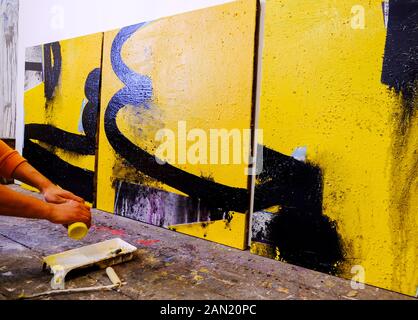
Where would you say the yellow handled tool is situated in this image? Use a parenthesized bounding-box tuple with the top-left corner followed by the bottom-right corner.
(68, 222, 88, 240)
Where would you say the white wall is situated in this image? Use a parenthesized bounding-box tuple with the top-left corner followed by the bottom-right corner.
(16, 0, 234, 153)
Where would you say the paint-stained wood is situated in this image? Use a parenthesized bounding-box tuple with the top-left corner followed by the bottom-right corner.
(0, 0, 19, 139)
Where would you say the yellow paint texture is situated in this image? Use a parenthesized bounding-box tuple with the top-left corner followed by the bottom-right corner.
(250, 241, 276, 259)
(257, 0, 417, 296)
(170, 212, 247, 250)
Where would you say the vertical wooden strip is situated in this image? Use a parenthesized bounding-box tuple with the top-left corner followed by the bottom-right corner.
(0, 0, 19, 139)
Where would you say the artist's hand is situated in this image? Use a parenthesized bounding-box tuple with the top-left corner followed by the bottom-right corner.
(42, 184, 84, 204)
(47, 200, 91, 228)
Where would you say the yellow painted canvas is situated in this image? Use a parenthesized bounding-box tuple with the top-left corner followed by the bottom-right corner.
(251, 0, 418, 296)
(96, 0, 257, 249)
(23, 33, 103, 204)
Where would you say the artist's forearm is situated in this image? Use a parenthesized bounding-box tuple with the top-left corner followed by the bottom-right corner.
(12, 162, 53, 192)
(0, 185, 52, 221)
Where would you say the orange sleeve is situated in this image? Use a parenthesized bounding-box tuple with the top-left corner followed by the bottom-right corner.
(0, 140, 27, 179)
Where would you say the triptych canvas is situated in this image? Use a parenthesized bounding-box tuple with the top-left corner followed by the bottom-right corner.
(21, 0, 418, 297)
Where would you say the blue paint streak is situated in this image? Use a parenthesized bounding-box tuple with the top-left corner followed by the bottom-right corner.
(110, 22, 153, 106)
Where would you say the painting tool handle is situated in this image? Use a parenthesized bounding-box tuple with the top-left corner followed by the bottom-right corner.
(106, 267, 122, 286)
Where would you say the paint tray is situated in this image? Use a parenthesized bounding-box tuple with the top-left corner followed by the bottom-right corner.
(43, 238, 137, 289)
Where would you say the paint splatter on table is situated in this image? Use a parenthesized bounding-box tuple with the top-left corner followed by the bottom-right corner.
(0, 186, 413, 300)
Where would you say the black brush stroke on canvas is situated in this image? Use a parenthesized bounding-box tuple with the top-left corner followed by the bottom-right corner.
(43, 42, 61, 101)
(24, 124, 95, 155)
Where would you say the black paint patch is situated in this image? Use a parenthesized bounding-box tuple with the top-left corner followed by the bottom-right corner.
(43, 42, 61, 100)
(25, 62, 43, 72)
(253, 149, 344, 275)
(23, 140, 94, 202)
(253, 209, 343, 275)
(382, 0, 418, 132)
(382, 0, 418, 92)
(254, 147, 323, 212)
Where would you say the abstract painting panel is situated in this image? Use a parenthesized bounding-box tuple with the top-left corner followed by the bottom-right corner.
(251, 0, 418, 296)
(23, 33, 103, 203)
(96, 0, 257, 249)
